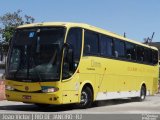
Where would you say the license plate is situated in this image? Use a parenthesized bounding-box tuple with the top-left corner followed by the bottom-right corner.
(22, 95, 31, 100)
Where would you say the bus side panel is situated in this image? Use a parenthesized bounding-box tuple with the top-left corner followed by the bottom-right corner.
(80, 56, 159, 101)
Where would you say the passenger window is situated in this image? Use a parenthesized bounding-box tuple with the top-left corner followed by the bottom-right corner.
(144, 48, 152, 64)
(100, 35, 113, 57)
(125, 42, 136, 60)
(152, 50, 158, 65)
(137, 46, 144, 62)
(114, 39, 125, 58)
(84, 30, 99, 55)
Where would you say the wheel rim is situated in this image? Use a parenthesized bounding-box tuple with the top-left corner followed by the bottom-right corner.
(80, 91, 88, 105)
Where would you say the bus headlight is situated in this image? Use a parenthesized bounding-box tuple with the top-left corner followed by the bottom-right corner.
(5, 85, 15, 91)
(41, 86, 59, 93)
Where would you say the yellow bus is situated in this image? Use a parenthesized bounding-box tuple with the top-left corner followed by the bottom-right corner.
(5, 22, 159, 108)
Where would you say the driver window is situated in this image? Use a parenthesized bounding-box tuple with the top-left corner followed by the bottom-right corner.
(62, 28, 82, 79)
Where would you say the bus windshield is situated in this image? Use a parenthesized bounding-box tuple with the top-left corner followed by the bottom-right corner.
(6, 27, 65, 82)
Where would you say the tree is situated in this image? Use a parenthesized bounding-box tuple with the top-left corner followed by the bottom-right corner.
(0, 9, 35, 43)
(0, 9, 35, 56)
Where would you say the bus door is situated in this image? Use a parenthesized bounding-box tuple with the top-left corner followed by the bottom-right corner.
(61, 28, 82, 104)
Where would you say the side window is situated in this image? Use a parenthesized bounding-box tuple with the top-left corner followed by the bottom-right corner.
(84, 30, 99, 55)
(137, 46, 144, 62)
(144, 48, 152, 64)
(152, 50, 158, 65)
(114, 39, 125, 58)
(125, 42, 136, 60)
(100, 35, 113, 57)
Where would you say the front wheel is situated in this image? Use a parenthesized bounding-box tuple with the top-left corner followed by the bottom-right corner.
(77, 87, 93, 109)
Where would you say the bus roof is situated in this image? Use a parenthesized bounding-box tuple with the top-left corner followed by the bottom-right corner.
(17, 22, 158, 50)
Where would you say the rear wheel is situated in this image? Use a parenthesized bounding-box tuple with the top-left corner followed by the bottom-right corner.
(77, 87, 93, 109)
(139, 86, 146, 101)
(132, 85, 146, 101)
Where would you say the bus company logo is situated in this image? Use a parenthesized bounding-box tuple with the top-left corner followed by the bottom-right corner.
(25, 86, 29, 91)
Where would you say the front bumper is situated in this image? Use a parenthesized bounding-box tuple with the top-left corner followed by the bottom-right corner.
(5, 90, 61, 105)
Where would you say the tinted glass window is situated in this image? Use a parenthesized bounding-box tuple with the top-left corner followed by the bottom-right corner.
(114, 39, 125, 58)
(84, 30, 99, 55)
(144, 48, 152, 63)
(63, 28, 82, 79)
(100, 35, 113, 57)
(125, 42, 136, 60)
(6, 27, 65, 81)
(137, 46, 144, 62)
(66, 28, 82, 61)
(152, 50, 158, 65)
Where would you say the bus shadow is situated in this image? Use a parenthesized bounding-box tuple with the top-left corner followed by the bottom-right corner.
(92, 98, 138, 107)
(0, 104, 75, 112)
(0, 99, 139, 112)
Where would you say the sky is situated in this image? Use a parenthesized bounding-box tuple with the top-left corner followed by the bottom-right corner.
(0, 0, 160, 42)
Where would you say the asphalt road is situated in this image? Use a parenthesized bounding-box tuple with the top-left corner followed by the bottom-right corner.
(0, 94, 160, 114)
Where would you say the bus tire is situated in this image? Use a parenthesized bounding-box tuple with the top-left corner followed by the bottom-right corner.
(132, 85, 146, 102)
(139, 85, 146, 101)
(78, 87, 93, 109)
